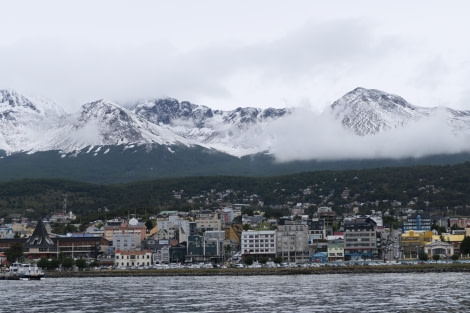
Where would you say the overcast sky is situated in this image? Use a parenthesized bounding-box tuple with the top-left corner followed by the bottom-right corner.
(1, 1, 469, 113)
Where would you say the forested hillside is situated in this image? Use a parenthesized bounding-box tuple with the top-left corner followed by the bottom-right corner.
(1, 162, 470, 226)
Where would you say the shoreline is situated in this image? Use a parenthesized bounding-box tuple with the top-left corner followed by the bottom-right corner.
(43, 263, 470, 278)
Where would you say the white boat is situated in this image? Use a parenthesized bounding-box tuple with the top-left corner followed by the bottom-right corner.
(8, 262, 45, 280)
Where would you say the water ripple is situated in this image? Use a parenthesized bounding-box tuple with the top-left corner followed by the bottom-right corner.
(0, 272, 469, 312)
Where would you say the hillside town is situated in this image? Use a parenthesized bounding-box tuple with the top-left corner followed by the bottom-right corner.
(1, 195, 469, 270)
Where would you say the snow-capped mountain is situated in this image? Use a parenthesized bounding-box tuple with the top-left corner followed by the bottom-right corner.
(0, 89, 64, 152)
(131, 98, 287, 155)
(29, 99, 193, 154)
(331, 87, 432, 135)
(331, 87, 470, 136)
(0, 89, 288, 156)
(1, 87, 470, 157)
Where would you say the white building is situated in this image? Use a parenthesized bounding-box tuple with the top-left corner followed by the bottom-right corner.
(156, 215, 193, 243)
(241, 230, 276, 259)
(115, 249, 153, 268)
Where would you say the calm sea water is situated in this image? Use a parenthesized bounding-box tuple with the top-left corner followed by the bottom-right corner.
(0, 272, 468, 312)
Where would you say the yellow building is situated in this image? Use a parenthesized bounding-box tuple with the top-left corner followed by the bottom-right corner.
(401, 230, 433, 259)
(432, 233, 465, 255)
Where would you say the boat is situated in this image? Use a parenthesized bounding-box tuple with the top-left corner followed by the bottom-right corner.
(7, 262, 45, 280)
(19, 263, 45, 280)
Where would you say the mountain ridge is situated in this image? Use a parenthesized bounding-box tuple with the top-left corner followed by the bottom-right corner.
(2, 87, 470, 156)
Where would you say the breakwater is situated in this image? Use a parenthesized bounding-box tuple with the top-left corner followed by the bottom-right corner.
(43, 263, 470, 278)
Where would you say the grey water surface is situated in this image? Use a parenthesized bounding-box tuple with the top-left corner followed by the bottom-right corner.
(0, 272, 468, 312)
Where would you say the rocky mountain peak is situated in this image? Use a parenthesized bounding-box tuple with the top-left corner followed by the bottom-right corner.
(0, 89, 39, 113)
(331, 87, 431, 135)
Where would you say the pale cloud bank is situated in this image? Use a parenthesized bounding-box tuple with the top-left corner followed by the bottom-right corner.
(242, 108, 470, 162)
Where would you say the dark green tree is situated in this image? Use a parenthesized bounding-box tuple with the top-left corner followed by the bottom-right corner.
(274, 256, 283, 264)
(244, 255, 254, 266)
(258, 256, 269, 265)
(451, 254, 460, 261)
(37, 258, 50, 269)
(460, 236, 470, 255)
(49, 258, 60, 270)
(145, 220, 154, 232)
(61, 257, 75, 269)
(432, 254, 440, 261)
(5, 242, 24, 262)
(75, 258, 87, 270)
(418, 251, 429, 261)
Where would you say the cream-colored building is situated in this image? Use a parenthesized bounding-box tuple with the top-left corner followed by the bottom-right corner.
(424, 241, 454, 258)
(195, 210, 221, 232)
(115, 249, 153, 268)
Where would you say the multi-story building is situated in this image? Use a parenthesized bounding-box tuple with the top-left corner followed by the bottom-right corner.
(103, 218, 147, 244)
(402, 213, 432, 232)
(156, 215, 195, 243)
(308, 218, 326, 243)
(276, 220, 309, 263)
(195, 210, 221, 233)
(344, 217, 379, 260)
(317, 207, 336, 236)
(113, 233, 141, 251)
(401, 230, 433, 258)
(241, 230, 276, 260)
(220, 207, 235, 226)
(327, 239, 344, 262)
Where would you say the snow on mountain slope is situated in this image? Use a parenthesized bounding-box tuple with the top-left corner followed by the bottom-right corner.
(331, 87, 470, 136)
(131, 98, 288, 155)
(2, 87, 470, 158)
(30, 99, 192, 153)
(331, 87, 434, 135)
(0, 89, 63, 152)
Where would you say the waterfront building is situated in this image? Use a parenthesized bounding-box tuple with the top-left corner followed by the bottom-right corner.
(343, 217, 379, 260)
(241, 230, 276, 260)
(432, 233, 465, 256)
(276, 219, 309, 263)
(115, 249, 152, 268)
(55, 235, 108, 260)
(327, 239, 344, 262)
(23, 220, 57, 259)
(187, 233, 224, 263)
(423, 241, 454, 259)
(401, 230, 433, 259)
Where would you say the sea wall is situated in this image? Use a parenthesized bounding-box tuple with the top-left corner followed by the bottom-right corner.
(43, 263, 470, 278)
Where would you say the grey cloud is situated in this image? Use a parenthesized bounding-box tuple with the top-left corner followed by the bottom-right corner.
(255, 108, 470, 162)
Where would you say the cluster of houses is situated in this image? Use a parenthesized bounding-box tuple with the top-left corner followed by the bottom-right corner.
(1, 205, 469, 268)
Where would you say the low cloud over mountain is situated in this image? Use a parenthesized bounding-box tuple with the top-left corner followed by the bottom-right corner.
(1, 87, 470, 163)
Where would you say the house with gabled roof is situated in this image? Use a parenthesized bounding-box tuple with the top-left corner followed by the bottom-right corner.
(23, 220, 57, 260)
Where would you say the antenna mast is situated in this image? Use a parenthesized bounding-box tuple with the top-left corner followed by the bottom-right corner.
(63, 194, 67, 215)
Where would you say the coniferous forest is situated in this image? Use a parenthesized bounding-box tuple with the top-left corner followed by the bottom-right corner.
(1, 162, 470, 227)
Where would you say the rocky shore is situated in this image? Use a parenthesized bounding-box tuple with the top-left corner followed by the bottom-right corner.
(44, 263, 470, 278)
